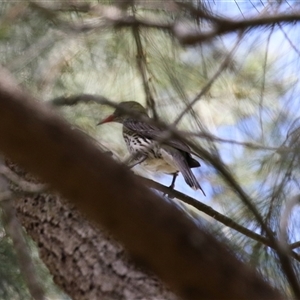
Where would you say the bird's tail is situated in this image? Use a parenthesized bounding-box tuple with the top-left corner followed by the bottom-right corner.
(175, 154, 206, 196)
(181, 166, 206, 196)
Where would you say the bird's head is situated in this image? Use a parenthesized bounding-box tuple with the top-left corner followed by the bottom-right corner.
(97, 101, 148, 125)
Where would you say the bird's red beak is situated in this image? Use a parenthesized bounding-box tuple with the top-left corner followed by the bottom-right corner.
(97, 114, 115, 125)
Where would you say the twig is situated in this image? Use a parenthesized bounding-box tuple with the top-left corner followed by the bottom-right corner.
(187, 131, 283, 151)
(0, 165, 47, 194)
(259, 25, 274, 141)
(290, 241, 300, 250)
(132, 19, 158, 119)
(51, 94, 285, 153)
(50, 94, 113, 107)
(173, 33, 243, 126)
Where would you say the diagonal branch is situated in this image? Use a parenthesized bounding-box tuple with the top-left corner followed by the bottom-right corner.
(141, 177, 300, 262)
(0, 67, 282, 300)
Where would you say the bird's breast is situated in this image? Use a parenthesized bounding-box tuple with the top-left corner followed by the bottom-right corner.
(123, 131, 178, 174)
(124, 132, 158, 158)
(140, 158, 178, 174)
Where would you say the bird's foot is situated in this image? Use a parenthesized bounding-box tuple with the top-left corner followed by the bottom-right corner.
(162, 172, 178, 198)
(163, 191, 175, 199)
(162, 183, 176, 199)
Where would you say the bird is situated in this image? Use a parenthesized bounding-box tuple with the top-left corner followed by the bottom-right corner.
(97, 101, 205, 195)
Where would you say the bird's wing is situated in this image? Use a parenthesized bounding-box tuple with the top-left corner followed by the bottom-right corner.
(124, 119, 200, 157)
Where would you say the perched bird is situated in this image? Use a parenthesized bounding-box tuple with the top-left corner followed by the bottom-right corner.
(97, 101, 205, 195)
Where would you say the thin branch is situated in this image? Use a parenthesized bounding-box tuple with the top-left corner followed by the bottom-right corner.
(141, 177, 300, 262)
(259, 25, 274, 141)
(173, 33, 242, 126)
(50, 94, 113, 106)
(132, 19, 158, 119)
(290, 241, 300, 250)
(142, 178, 269, 244)
(187, 131, 282, 151)
(0, 165, 48, 194)
(278, 23, 300, 56)
(51, 94, 285, 153)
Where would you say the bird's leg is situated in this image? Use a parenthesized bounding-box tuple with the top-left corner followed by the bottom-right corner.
(163, 172, 178, 199)
(169, 172, 178, 190)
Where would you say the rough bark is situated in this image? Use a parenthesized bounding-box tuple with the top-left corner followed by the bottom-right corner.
(13, 191, 177, 300)
(0, 68, 282, 300)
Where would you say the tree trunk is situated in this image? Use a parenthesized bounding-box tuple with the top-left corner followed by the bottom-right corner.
(13, 189, 177, 300)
